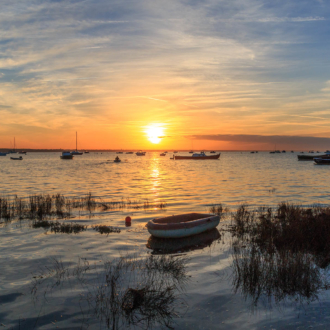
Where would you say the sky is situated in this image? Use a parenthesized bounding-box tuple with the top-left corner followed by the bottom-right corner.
(1, 0, 330, 150)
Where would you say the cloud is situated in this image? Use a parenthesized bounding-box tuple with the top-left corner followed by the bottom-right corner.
(258, 16, 325, 23)
(186, 134, 330, 149)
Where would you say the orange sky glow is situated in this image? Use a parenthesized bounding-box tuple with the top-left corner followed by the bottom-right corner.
(1, 1, 330, 151)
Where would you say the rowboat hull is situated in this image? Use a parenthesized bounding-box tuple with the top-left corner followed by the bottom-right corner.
(147, 213, 220, 238)
(174, 153, 220, 160)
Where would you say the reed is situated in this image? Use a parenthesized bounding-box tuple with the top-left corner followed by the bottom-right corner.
(0, 193, 167, 223)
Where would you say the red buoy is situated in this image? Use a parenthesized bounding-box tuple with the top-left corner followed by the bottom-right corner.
(125, 216, 131, 224)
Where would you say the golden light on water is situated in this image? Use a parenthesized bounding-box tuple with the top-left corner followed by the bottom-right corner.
(144, 124, 165, 144)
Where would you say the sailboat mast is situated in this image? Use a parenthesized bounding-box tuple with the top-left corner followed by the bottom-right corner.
(76, 132, 77, 151)
(14, 137, 16, 152)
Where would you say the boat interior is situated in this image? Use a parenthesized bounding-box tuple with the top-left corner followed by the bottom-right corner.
(153, 213, 212, 224)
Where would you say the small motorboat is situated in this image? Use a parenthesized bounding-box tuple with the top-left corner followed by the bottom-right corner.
(160, 153, 166, 156)
(18, 151, 26, 154)
(84, 151, 89, 153)
(147, 213, 220, 238)
(136, 151, 146, 156)
(114, 156, 121, 163)
(173, 151, 178, 153)
(126, 152, 134, 154)
(10, 156, 23, 160)
(189, 151, 194, 153)
(314, 158, 330, 165)
(60, 151, 74, 159)
(0, 152, 7, 156)
(174, 151, 220, 160)
(71, 150, 83, 155)
(116, 151, 123, 154)
(210, 151, 216, 153)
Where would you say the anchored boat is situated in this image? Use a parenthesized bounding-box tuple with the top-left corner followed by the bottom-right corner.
(147, 213, 220, 238)
(174, 151, 220, 160)
(60, 151, 74, 159)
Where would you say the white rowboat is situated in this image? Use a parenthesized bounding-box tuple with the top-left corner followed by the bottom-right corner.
(147, 213, 220, 238)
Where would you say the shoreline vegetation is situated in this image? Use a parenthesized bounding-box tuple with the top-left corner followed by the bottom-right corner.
(229, 203, 330, 307)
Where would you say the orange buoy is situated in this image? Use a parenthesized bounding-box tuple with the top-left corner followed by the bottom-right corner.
(125, 216, 131, 224)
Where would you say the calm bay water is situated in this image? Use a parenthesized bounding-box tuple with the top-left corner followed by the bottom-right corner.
(1, 151, 330, 329)
(1, 151, 330, 208)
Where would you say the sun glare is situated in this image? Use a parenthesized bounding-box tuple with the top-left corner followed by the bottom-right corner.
(144, 124, 165, 144)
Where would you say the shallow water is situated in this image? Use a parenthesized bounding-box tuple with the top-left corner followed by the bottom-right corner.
(1, 151, 330, 329)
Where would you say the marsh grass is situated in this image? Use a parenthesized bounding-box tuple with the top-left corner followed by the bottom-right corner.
(31, 254, 188, 329)
(230, 202, 330, 307)
(0, 193, 167, 223)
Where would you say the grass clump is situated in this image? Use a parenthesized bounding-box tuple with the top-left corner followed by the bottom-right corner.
(92, 225, 121, 235)
(33, 220, 87, 234)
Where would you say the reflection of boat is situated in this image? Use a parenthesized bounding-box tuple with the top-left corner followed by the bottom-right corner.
(147, 213, 220, 238)
(10, 156, 23, 160)
(114, 156, 121, 163)
(160, 153, 166, 156)
(314, 158, 330, 165)
(71, 132, 83, 155)
(60, 151, 74, 159)
(174, 152, 220, 160)
(136, 151, 146, 156)
(146, 228, 221, 254)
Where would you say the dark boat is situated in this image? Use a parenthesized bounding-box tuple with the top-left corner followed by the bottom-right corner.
(174, 152, 220, 160)
(314, 158, 330, 165)
(60, 151, 74, 159)
(210, 151, 216, 153)
(298, 153, 329, 161)
(10, 156, 23, 160)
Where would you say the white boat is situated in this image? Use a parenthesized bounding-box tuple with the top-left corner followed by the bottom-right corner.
(60, 151, 74, 159)
(147, 213, 220, 238)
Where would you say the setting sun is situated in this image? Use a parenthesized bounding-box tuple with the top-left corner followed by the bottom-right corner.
(144, 124, 165, 144)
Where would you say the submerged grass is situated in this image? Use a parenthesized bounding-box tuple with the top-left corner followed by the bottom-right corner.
(92, 225, 121, 235)
(32, 220, 87, 234)
(31, 254, 189, 329)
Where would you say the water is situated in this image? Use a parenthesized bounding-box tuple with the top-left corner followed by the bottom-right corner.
(1, 151, 330, 329)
